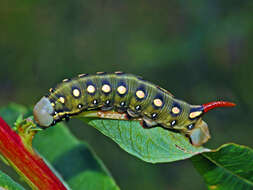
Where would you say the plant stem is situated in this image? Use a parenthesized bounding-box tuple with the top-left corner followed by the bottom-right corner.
(0, 117, 67, 190)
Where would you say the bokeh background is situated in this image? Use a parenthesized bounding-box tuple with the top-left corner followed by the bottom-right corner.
(0, 0, 252, 189)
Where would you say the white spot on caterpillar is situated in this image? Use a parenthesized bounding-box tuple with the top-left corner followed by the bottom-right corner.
(153, 98, 163, 107)
(189, 111, 202, 119)
(117, 85, 127, 95)
(87, 85, 96, 94)
(171, 120, 176, 126)
(102, 84, 111, 93)
(77, 104, 83, 109)
(62, 78, 70, 82)
(115, 71, 124, 74)
(72, 88, 80, 97)
(172, 107, 180, 114)
(78, 73, 88, 78)
(59, 97, 65, 104)
(136, 90, 145, 99)
(96, 71, 105, 75)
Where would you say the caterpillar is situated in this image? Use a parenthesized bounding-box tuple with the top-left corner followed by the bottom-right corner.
(33, 72, 235, 146)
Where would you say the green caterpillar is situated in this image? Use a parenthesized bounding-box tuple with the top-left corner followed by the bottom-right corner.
(33, 72, 235, 146)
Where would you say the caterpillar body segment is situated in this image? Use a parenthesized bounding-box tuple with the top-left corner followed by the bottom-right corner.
(33, 72, 235, 146)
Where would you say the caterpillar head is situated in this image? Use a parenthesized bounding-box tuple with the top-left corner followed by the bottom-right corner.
(33, 97, 54, 127)
(187, 118, 210, 146)
(185, 101, 235, 146)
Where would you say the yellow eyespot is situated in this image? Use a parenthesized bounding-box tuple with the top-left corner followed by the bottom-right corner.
(117, 86, 127, 95)
(189, 111, 202, 119)
(153, 98, 163, 107)
(72, 88, 81, 97)
(172, 107, 180, 114)
(102, 84, 111, 93)
(136, 90, 145, 99)
(87, 85, 96, 94)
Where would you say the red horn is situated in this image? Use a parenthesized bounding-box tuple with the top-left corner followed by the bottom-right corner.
(202, 101, 236, 113)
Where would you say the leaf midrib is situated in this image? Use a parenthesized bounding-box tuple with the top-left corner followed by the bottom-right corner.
(202, 153, 253, 186)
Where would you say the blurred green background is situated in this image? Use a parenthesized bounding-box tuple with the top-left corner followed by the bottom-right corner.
(0, 0, 252, 189)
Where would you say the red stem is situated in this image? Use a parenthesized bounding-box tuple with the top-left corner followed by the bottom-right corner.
(0, 117, 67, 190)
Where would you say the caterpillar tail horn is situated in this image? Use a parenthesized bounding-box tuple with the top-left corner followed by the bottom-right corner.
(202, 101, 236, 113)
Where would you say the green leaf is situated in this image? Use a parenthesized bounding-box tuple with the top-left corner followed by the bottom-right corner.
(191, 143, 253, 190)
(0, 170, 25, 190)
(0, 104, 28, 127)
(81, 118, 210, 163)
(33, 124, 120, 190)
(0, 104, 119, 190)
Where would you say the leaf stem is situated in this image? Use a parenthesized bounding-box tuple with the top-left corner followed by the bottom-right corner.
(0, 117, 67, 190)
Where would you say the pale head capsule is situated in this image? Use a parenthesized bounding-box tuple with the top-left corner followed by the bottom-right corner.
(33, 97, 54, 127)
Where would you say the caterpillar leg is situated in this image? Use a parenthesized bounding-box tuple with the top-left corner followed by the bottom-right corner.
(141, 117, 158, 128)
(127, 109, 139, 118)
